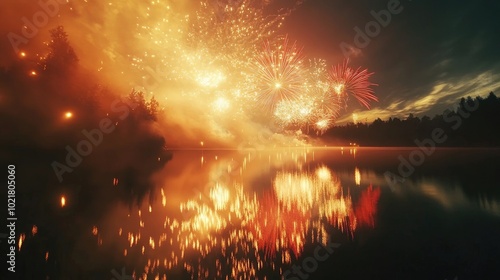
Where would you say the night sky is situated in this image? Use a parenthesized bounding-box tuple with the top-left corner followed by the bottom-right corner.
(1, 0, 499, 126)
(284, 0, 500, 123)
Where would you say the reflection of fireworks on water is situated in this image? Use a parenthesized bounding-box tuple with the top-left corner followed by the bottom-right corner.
(250, 191, 310, 259)
(113, 167, 365, 278)
(355, 184, 381, 227)
(42, 149, 383, 279)
(273, 166, 342, 214)
(245, 165, 358, 261)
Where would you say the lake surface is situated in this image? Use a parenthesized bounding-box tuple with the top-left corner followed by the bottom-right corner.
(19, 147, 500, 279)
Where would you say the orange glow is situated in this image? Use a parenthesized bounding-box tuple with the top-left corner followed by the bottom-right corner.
(31, 225, 38, 236)
(64, 112, 73, 119)
(250, 192, 310, 258)
(92, 226, 98, 236)
(30, 70, 37, 76)
(60, 196, 66, 207)
(20, 52, 26, 58)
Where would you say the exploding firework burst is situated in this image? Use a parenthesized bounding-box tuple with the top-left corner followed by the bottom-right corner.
(273, 95, 315, 127)
(329, 59, 378, 109)
(254, 36, 306, 111)
(77, 0, 378, 140)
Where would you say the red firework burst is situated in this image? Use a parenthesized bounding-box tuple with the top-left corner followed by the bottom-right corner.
(329, 59, 378, 109)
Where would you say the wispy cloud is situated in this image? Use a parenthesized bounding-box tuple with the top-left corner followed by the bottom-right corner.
(336, 70, 500, 124)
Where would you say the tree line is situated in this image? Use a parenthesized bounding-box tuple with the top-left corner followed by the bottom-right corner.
(320, 92, 500, 147)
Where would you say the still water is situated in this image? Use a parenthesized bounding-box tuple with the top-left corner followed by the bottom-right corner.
(21, 148, 500, 279)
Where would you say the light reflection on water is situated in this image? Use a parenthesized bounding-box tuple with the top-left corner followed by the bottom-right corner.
(98, 148, 380, 279)
(18, 148, 500, 279)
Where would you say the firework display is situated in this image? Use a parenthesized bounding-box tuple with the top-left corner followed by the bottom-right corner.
(329, 59, 378, 109)
(75, 0, 377, 137)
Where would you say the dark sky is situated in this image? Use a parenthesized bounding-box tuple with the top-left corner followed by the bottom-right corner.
(2, 0, 499, 125)
(284, 0, 500, 122)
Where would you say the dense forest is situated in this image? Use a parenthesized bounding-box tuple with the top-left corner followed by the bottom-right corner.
(1, 26, 171, 278)
(320, 93, 500, 147)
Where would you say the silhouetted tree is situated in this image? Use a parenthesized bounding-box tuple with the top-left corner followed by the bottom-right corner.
(43, 26, 78, 73)
(127, 90, 160, 121)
